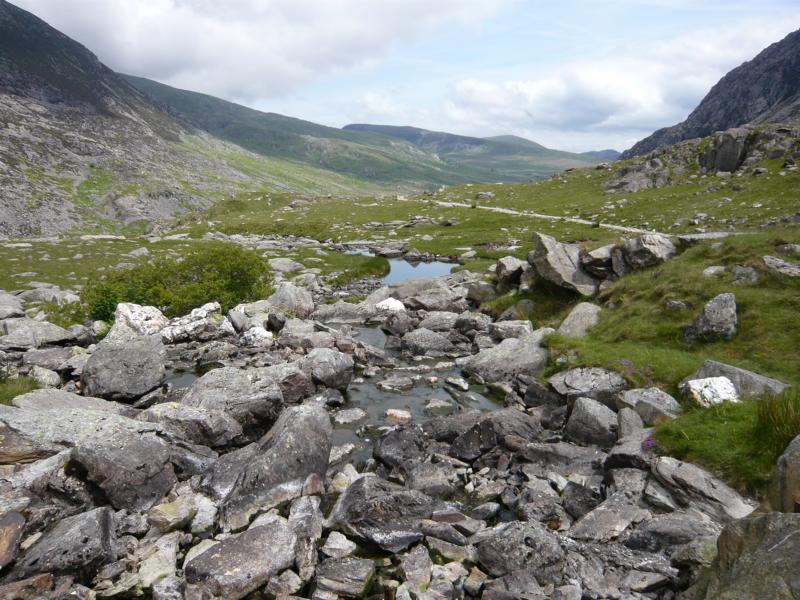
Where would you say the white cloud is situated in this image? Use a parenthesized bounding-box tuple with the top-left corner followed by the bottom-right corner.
(13, 0, 508, 101)
(442, 15, 800, 150)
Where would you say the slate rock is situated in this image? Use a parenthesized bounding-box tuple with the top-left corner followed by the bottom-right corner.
(82, 334, 166, 401)
(138, 402, 243, 448)
(315, 557, 375, 598)
(565, 397, 618, 448)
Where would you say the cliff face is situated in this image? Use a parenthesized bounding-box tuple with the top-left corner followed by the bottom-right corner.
(624, 28, 800, 158)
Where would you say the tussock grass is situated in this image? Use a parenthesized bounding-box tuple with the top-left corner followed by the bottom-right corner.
(0, 377, 39, 405)
(654, 389, 800, 495)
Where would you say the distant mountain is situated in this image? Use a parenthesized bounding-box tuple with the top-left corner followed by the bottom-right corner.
(624, 28, 800, 158)
(581, 149, 621, 161)
(0, 0, 373, 237)
(343, 124, 598, 181)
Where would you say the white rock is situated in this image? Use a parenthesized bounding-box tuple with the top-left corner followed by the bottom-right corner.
(321, 531, 358, 559)
(680, 376, 739, 407)
(386, 408, 412, 424)
(241, 326, 273, 347)
(376, 298, 406, 312)
(115, 303, 169, 336)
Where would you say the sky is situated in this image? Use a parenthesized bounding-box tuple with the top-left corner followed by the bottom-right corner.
(13, 0, 800, 152)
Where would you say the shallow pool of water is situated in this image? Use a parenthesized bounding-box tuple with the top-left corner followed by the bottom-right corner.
(382, 259, 454, 284)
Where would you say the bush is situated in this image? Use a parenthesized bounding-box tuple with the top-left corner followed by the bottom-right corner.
(83, 243, 272, 320)
(654, 388, 800, 495)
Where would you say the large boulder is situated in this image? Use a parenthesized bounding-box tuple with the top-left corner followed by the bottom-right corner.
(184, 518, 296, 600)
(685, 293, 737, 342)
(767, 434, 800, 513)
(681, 359, 788, 398)
(0, 318, 74, 350)
(11, 388, 132, 416)
(418, 311, 460, 332)
(692, 512, 800, 599)
(460, 335, 548, 383)
(12, 507, 115, 580)
(401, 327, 453, 356)
(699, 127, 749, 173)
(0, 404, 177, 510)
(204, 404, 331, 530)
(495, 256, 527, 292)
(475, 521, 565, 583)
(617, 387, 682, 423)
(301, 348, 354, 389)
(328, 475, 444, 553)
(557, 303, 601, 338)
(528, 233, 598, 296)
(137, 402, 243, 448)
(81, 334, 166, 401)
(0, 292, 24, 320)
(267, 282, 315, 318)
(548, 367, 628, 407)
(181, 366, 284, 435)
(651, 457, 753, 522)
(564, 397, 618, 448)
(450, 409, 542, 462)
(115, 302, 169, 335)
(621, 234, 676, 269)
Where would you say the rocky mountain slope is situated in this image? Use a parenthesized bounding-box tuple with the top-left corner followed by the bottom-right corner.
(624, 27, 800, 158)
(344, 123, 599, 180)
(0, 0, 375, 238)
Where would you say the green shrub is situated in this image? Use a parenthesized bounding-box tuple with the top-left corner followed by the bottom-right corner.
(654, 388, 800, 495)
(83, 243, 272, 320)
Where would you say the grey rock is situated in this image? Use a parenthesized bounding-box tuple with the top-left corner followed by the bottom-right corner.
(12, 388, 131, 416)
(569, 492, 650, 542)
(401, 327, 453, 356)
(451, 409, 542, 462)
(301, 347, 354, 389)
(206, 404, 331, 530)
(557, 303, 601, 338)
(622, 234, 676, 269)
(0, 318, 74, 350)
(763, 255, 800, 277)
(731, 265, 760, 285)
(181, 366, 284, 436)
(14, 507, 115, 579)
(482, 570, 547, 600)
(467, 280, 498, 304)
(625, 512, 719, 552)
(28, 365, 60, 388)
(147, 496, 197, 533)
(315, 557, 375, 598)
(418, 311, 460, 332)
(617, 387, 682, 423)
(0, 404, 176, 511)
(520, 442, 607, 478)
(681, 359, 788, 397)
(268, 281, 315, 318)
(548, 367, 628, 407)
(328, 475, 444, 553)
(604, 428, 655, 470)
(580, 244, 615, 279)
(617, 407, 644, 438)
(184, 519, 296, 600)
(652, 456, 753, 521)
(528, 233, 598, 296)
(138, 402, 243, 447)
(461, 336, 548, 383)
(262, 362, 316, 403)
(82, 334, 166, 401)
(488, 320, 534, 341)
(289, 495, 324, 580)
(321, 531, 358, 559)
(495, 256, 527, 291)
(138, 531, 180, 589)
(767, 434, 800, 512)
(565, 397, 618, 448)
(685, 293, 737, 342)
(0, 512, 25, 570)
(475, 521, 564, 582)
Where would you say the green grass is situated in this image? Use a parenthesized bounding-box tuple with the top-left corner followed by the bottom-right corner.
(654, 389, 800, 495)
(0, 377, 39, 405)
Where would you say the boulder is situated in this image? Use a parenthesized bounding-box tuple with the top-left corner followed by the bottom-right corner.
(557, 303, 601, 338)
(580, 244, 615, 279)
(694, 512, 800, 599)
(467, 281, 497, 304)
(81, 334, 166, 401)
(548, 367, 628, 407)
(569, 492, 650, 543)
(495, 256, 527, 291)
(763, 255, 800, 277)
(262, 362, 316, 403)
(0, 318, 74, 350)
(268, 282, 315, 318)
(328, 475, 444, 553)
(321, 531, 358, 559)
(682, 359, 788, 397)
(184, 519, 296, 600)
(450, 409, 542, 462)
(461, 335, 548, 383)
(565, 397, 618, 448)
(0, 292, 24, 320)
(528, 233, 598, 296)
(651, 456, 753, 521)
(28, 365, 60, 388)
(205, 404, 331, 530)
(13, 507, 115, 580)
(475, 521, 564, 582)
(401, 327, 453, 356)
(418, 311, 459, 332)
(301, 347, 354, 389)
(699, 127, 750, 173)
(115, 303, 169, 335)
(315, 557, 375, 598)
(767, 434, 800, 513)
(622, 234, 676, 269)
(0, 404, 176, 510)
(12, 389, 131, 416)
(617, 387, 682, 423)
(685, 293, 737, 342)
(488, 320, 534, 341)
(138, 402, 243, 447)
(0, 512, 25, 569)
(680, 376, 739, 407)
(161, 302, 230, 344)
(181, 366, 284, 435)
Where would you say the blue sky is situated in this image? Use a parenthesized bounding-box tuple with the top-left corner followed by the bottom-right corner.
(15, 0, 800, 151)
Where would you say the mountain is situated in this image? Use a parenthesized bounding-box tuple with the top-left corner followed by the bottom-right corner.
(343, 124, 598, 180)
(580, 149, 621, 161)
(0, 0, 375, 238)
(624, 28, 800, 158)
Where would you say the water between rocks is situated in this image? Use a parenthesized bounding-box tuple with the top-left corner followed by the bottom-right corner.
(166, 255, 502, 466)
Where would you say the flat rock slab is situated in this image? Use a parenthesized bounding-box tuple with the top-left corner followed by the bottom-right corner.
(315, 557, 375, 597)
